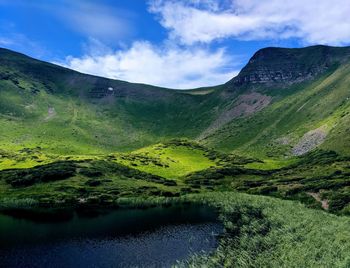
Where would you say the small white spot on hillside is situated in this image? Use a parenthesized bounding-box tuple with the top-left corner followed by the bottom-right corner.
(44, 106, 56, 121)
(108, 87, 114, 91)
(276, 136, 290, 145)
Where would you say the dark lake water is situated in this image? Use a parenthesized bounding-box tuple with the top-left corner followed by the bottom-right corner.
(0, 205, 222, 268)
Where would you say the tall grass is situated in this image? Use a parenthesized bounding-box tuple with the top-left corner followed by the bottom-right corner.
(182, 192, 350, 267)
(0, 197, 39, 209)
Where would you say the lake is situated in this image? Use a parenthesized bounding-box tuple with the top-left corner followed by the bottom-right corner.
(0, 204, 222, 267)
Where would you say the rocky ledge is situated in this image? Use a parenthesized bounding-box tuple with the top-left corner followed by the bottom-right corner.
(228, 45, 350, 86)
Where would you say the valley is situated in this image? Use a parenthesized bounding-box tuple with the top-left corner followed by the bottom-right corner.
(1, 45, 350, 267)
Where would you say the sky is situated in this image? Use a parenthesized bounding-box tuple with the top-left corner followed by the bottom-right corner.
(1, 0, 350, 89)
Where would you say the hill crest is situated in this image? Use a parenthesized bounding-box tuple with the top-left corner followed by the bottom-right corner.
(228, 45, 350, 86)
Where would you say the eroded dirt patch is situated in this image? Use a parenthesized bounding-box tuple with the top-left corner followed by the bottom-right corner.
(292, 127, 327, 156)
(200, 92, 272, 139)
(307, 192, 329, 210)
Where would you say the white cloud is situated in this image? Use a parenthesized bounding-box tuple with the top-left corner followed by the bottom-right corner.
(0, 37, 14, 46)
(59, 41, 238, 89)
(149, 0, 350, 45)
(57, 1, 135, 42)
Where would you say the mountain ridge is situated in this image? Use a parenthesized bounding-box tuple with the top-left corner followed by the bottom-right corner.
(4, 44, 350, 90)
(228, 45, 350, 87)
(1, 44, 350, 158)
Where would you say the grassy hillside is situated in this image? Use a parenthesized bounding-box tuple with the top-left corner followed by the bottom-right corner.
(2, 45, 350, 160)
(0, 140, 255, 206)
(116, 142, 217, 179)
(1, 44, 350, 266)
(185, 149, 350, 215)
(0, 48, 224, 155)
(0, 46, 350, 251)
(1, 140, 349, 216)
(1, 45, 350, 212)
(202, 62, 350, 158)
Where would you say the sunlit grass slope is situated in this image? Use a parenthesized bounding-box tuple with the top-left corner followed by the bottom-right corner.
(0, 140, 218, 175)
(116, 142, 217, 179)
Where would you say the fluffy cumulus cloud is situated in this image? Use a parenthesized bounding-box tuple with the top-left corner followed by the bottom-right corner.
(59, 0, 350, 89)
(149, 0, 350, 45)
(61, 41, 237, 89)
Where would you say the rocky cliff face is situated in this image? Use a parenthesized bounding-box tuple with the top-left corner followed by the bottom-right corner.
(229, 45, 350, 86)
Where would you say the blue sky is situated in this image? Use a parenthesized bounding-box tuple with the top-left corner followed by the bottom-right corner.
(0, 0, 349, 89)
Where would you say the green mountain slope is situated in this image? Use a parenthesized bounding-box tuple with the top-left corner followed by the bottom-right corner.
(1, 46, 350, 266)
(0, 48, 224, 155)
(2, 45, 350, 159)
(201, 45, 350, 158)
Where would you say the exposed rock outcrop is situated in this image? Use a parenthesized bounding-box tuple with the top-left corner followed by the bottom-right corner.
(292, 127, 328, 156)
(228, 45, 350, 87)
(199, 92, 272, 139)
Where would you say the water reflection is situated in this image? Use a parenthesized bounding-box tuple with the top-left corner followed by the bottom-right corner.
(0, 205, 222, 267)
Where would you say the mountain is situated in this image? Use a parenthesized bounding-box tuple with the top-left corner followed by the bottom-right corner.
(1, 45, 350, 159)
(201, 45, 350, 157)
(229, 45, 350, 86)
(1, 45, 350, 267)
(0, 48, 222, 154)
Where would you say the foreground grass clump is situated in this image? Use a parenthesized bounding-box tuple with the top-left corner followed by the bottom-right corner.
(183, 192, 350, 268)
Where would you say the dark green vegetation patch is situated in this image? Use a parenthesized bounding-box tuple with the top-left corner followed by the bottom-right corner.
(1, 161, 77, 187)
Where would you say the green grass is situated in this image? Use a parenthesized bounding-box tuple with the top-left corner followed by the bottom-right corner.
(184, 150, 350, 216)
(1, 140, 349, 215)
(184, 192, 350, 267)
(245, 158, 298, 170)
(0, 159, 185, 207)
(202, 63, 350, 158)
(0, 148, 350, 267)
(3, 46, 350, 160)
(116, 142, 217, 179)
(0, 48, 223, 155)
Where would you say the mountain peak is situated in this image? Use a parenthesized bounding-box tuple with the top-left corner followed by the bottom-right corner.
(229, 45, 350, 86)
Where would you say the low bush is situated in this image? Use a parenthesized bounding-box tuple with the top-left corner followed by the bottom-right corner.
(0, 161, 77, 187)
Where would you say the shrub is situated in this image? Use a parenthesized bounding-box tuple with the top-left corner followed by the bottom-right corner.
(0, 161, 77, 187)
(79, 168, 103, 177)
(85, 179, 102, 187)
